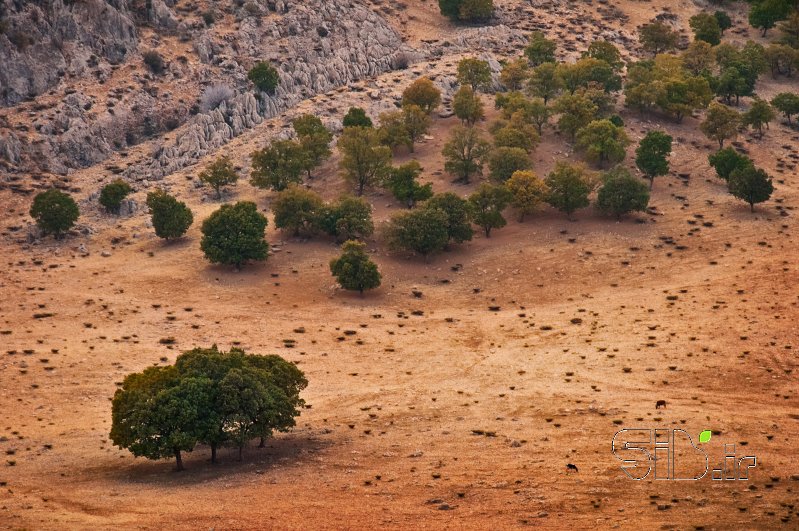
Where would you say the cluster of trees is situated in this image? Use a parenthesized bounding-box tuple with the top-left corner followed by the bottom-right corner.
(249, 115, 334, 192)
(382, 162, 651, 259)
(110, 346, 307, 470)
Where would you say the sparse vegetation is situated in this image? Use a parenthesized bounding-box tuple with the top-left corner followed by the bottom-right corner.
(199, 156, 239, 199)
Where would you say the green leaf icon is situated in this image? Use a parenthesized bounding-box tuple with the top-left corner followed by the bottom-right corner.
(699, 430, 712, 444)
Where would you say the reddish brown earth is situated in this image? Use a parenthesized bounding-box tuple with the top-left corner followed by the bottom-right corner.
(2, 1, 799, 529)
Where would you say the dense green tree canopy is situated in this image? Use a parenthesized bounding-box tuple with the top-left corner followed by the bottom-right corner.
(99, 179, 132, 214)
(112, 347, 306, 469)
(330, 240, 381, 295)
(146, 190, 193, 240)
(250, 140, 308, 191)
(30, 189, 80, 238)
(200, 202, 269, 269)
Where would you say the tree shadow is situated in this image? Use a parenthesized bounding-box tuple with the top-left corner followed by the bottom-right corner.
(99, 432, 335, 486)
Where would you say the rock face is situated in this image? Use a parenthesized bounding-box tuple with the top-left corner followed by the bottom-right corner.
(0, 0, 139, 106)
(125, 0, 409, 181)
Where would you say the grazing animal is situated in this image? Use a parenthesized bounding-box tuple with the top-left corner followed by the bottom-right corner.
(656, 400, 667, 409)
(566, 463, 579, 472)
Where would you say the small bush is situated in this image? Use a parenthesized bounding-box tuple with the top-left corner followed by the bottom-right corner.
(200, 84, 233, 113)
(248, 62, 280, 94)
(143, 50, 165, 74)
(99, 179, 132, 214)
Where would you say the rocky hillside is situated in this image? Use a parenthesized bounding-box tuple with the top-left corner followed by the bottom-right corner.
(0, 0, 650, 187)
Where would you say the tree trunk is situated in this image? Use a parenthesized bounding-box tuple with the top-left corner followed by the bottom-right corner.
(211, 444, 217, 464)
(259, 437, 266, 448)
(649, 177, 654, 190)
(174, 448, 184, 471)
(484, 226, 491, 238)
(238, 445, 243, 461)
(719, 139, 724, 149)
(750, 202, 755, 213)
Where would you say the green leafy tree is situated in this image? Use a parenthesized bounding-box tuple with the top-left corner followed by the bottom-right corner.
(457, 57, 493, 92)
(524, 31, 556, 66)
(292, 115, 333, 178)
(527, 98, 551, 134)
(30, 189, 79, 238)
(778, 11, 799, 47)
(583, 40, 624, 71)
(742, 97, 776, 137)
(442, 125, 492, 183)
(708, 147, 753, 181)
(99, 179, 132, 214)
(342, 107, 373, 128)
(423, 193, 474, 244)
(700, 102, 742, 148)
(199, 156, 239, 199)
(387, 161, 433, 208)
(728, 164, 774, 211)
(527, 62, 562, 104)
(453, 86, 485, 125)
(272, 185, 325, 236)
(250, 140, 307, 191)
(439, 0, 494, 22)
(401, 78, 441, 115)
(715, 10, 733, 35)
(764, 43, 798, 77)
(319, 195, 374, 242)
(749, 0, 792, 36)
(554, 93, 598, 141)
(458, 0, 494, 22)
(330, 240, 381, 295)
(248, 62, 280, 94)
(200, 202, 268, 269)
(439, 0, 461, 18)
(772, 92, 799, 124)
(576, 119, 630, 167)
(635, 130, 673, 189)
(377, 110, 411, 152)
(338, 126, 392, 196)
(506, 170, 548, 221)
(657, 75, 713, 123)
(492, 122, 539, 153)
(403, 104, 431, 152)
(595, 167, 650, 220)
(146, 190, 193, 240)
(385, 207, 449, 260)
(557, 57, 621, 94)
(500, 58, 530, 90)
(110, 366, 214, 471)
(488, 146, 532, 182)
(545, 162, 593, 220)
(113, 346, 307, 468)
(690, 12, 722, 45)
(682, 40, 716, 76)
(640, 21, 679, 56)
(468, 183, 512, 237)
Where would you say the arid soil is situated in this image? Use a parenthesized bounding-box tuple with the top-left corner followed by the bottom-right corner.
(1, 1, 799, 529)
